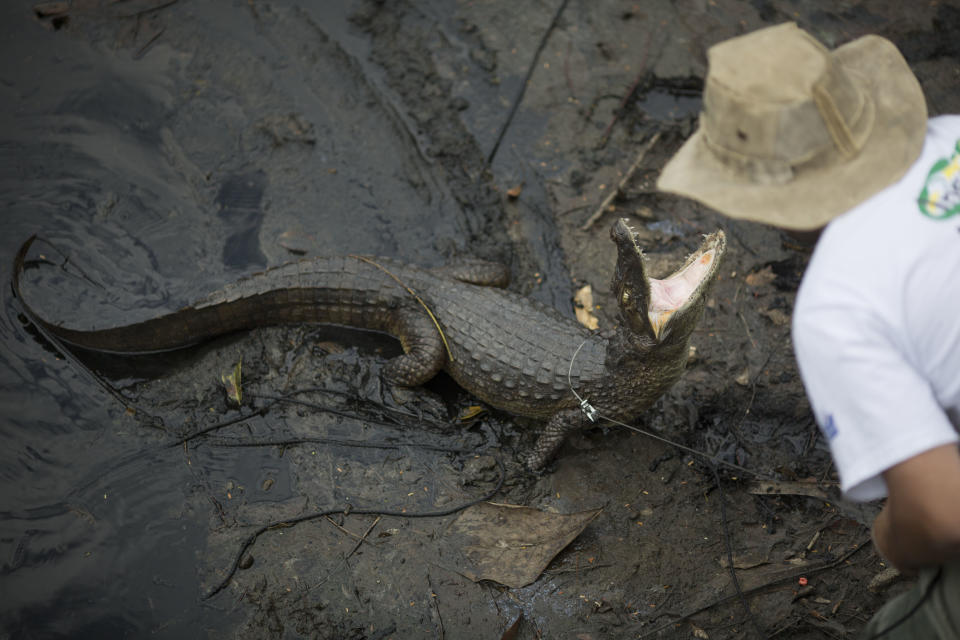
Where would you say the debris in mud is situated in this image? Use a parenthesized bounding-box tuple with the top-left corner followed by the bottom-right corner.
(448, 502, 602, 588)
(573, 284, 599, 330)
(868, 566, 901, 592)
(256, 113, 317, 148)
(746, 479, 832, 502)
(582, 131, 662, 231)
(506, 183, 523, 200)
(33, 1, 68, 24)
(220, 358, 243, 406)
(744, 266, 776, 288)
(500, 612, 522, 640)
(276, 229, 316, 255)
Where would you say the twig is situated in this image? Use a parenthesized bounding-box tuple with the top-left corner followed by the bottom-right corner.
(598, 28, 655, 147)
(580, 131, 661, 231)
(251, 388, 447, 427)
(324, 515, 365, 543)
(350, 255, 454, 362)
(636, 537, 871, 638)
(203, 456, 506, 600)
(133, 24, 165, 59)
(726, 348, 777, 456)
(427, 573, 445, 640)
(116, 0, 179, 19)
(485, 0, 570, 167)
(205, 434, 478, 455)
(738, 310, 758, 350)
(174, 407, 268, 446)
(712, 466, 765, 638)
(346, 515, 381, 560)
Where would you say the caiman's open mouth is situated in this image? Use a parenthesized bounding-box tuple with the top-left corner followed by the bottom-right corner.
(614, 218, 725, 341)
(647, 239, 722, 336)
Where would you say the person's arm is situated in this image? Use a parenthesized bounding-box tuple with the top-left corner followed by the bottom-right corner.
(872, 443, 960, 571)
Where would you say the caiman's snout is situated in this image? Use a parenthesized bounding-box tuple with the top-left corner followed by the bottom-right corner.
(612, 218, 725, 344)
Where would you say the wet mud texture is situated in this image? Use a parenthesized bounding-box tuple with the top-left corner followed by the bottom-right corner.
(3, 1, 960, 639)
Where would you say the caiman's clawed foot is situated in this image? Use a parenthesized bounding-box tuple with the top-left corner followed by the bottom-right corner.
(378, 377, 449, 427)
(525, 408, 587, 472)
(386, 384, 419, 407)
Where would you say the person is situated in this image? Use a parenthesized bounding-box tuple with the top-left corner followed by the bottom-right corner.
(656, 22, 960, 638)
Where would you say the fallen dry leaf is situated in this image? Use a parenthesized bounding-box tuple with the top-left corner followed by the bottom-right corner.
(573, 285, 599, 330)
(447, 502, 602, 588)
(745, 265, 776, 288)
(500, 613, 522, 640)
(760, 307, 791, 326)
(34, 2, 68, 17)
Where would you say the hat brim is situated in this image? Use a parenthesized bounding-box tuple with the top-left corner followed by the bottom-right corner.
(657, 35, 927, 230)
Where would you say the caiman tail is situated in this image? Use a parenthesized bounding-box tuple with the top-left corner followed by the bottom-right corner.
(12, 236, 415, 355)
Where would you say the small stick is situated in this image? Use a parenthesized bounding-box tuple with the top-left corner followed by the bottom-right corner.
(580, 131, 661, 231)
(345, 515, 382, 560)
(324, 515, 364, 542)
(599, 28, 655, 147)
(350, 255, 454, 362)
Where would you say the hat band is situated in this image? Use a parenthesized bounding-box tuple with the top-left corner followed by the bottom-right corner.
(812, 70, 872, 159)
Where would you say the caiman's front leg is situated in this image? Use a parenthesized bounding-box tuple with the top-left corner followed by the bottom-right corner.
(526, 408, 588, 471)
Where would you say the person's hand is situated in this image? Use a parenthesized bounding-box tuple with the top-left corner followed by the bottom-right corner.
(871, 503, 916, 577)
(875, 443, 960, 572)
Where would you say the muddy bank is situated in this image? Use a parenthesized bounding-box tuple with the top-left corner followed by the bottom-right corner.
(2, 1, 959, 639)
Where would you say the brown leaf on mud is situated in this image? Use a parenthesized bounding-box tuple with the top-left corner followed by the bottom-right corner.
(257, 113, 317, 147)
(448, 502, 602, 588)
(719, 548, 771, 570)
(500, 612, 522, 640)
(33, 2, 68, 17)
(573, 285, 599, 330)
(745, 265, 776, 288)
(506, 184, 523, 199)
(760, 307, 791, 326)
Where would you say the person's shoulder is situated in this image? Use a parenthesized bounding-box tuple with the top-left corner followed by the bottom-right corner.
(793, 209, 889, 329)
(927, 114, 960, 137)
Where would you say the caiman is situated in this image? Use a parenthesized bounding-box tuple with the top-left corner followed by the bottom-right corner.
(13, 220, 725, 470)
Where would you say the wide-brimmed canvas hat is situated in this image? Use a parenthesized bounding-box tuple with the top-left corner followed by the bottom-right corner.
(657, 23, 927, 230)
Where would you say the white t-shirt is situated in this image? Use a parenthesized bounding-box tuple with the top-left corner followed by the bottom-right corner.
(793, 115, 960, 502)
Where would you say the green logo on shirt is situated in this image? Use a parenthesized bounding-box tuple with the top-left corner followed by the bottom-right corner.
(918, 140, 960, 219)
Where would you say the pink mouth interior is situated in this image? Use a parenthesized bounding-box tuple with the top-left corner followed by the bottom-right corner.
(649, 248, 716, 314)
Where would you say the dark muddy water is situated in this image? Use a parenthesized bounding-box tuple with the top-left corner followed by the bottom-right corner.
(0, 2, 556, 637)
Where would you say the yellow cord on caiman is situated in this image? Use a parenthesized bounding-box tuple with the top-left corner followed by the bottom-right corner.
(12, 220, 725, 470)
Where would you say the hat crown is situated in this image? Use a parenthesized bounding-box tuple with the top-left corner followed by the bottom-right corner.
(701, 23, 873, 184)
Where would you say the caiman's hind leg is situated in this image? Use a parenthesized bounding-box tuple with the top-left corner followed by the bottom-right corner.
(525, 408, 587, 471)
(383, 310, 448, 386)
